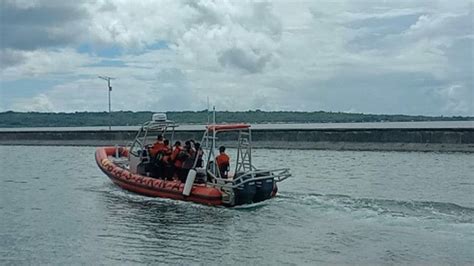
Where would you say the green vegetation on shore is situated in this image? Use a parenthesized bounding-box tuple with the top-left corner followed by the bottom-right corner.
(0, 110, 471, 128)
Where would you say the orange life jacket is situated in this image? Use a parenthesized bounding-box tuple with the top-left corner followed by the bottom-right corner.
(171, 146, 183, 168)
(150, 141, 165, 157)
(161, 148, 172, 164)
(216, 153, 230, 169)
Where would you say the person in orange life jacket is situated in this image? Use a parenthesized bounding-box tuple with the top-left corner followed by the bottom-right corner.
(216, 146, 230, 178)
(144, 135, 162, 177)
(152, 139, 171, 179)
(149, 135, 165, 158)
(160, 139, 172, 163)
(170, 141, 183, 180)
(179, 140, 195, 182)
(160, 139, 174, 180)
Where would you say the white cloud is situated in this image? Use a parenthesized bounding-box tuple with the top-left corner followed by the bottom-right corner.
(1, 49, 97, 80)
(3, 0, 41, 9)
(1, 0, 473, 116)
(435, 84, 473, 115)
(11, 93, 54, 112)
(83, 0, 186, 49)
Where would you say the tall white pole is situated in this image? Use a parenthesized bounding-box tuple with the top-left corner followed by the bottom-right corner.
(108, 79, 111, 130)
(207, 96, 210, 125)
(99, 76, 114, 131)
(212, 106, 217, 176)
(213, 106, 216, 125)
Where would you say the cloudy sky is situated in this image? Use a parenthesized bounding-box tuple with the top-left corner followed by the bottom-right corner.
(0, 0, 473, 116)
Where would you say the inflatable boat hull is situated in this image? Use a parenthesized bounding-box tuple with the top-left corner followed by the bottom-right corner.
(95, 147, 224, 206)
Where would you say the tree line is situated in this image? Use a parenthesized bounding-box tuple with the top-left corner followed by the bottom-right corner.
(0, 110, 471, 128)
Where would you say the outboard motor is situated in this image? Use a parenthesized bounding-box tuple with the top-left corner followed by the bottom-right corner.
(253, 172, 274, 203)
(233, 172, 257, 205)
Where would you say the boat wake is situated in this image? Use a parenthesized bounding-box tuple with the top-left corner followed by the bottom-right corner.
(232, 201, 269, 210)
(278, 192, 474, 224)
(93, 180, 473, 224)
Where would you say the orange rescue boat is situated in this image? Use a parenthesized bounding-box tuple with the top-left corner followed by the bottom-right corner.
(95, 113, 291, 207)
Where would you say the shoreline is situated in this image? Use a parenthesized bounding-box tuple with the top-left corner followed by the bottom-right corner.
(1, 121, 473, 132)
(1, 140, 473, 153)
(1, 126, 473, 153)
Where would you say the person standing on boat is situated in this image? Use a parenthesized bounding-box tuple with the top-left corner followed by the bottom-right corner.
(161, 139, 173, 180)
(149, 135, 171, 178)
(194, 142, 204, 168)
(153, 139, 171, 179)
(216, 146, 230, 178)
(180, 140, 195, 182)
(171, 141, 184, 181)
(149, 135, 165, 158)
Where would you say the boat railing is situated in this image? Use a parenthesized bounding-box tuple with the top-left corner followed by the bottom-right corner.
(206, 168, 291, 189)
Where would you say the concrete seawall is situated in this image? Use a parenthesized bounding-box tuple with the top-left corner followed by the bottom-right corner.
(1, 128, 473, 152)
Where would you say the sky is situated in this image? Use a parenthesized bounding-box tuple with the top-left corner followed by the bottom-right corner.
(0, 0, 473, 116)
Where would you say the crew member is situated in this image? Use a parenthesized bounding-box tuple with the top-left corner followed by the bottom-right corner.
(154, 139, 171, 179)
(162, 139, 171, 157)
(149, 135, 165, 158)
(171, 141, 184, 181)
(180, 141, 195, 182)
(216, 146, 230, 178)
(194, 142, 204, 168)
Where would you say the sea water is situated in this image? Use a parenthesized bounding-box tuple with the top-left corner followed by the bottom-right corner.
(0, 146, 473, 264)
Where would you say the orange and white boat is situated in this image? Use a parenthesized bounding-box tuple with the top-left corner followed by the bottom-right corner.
(95, 113, 291, 206)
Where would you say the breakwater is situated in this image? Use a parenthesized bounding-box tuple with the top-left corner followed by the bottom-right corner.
(0, 127, 473, 152)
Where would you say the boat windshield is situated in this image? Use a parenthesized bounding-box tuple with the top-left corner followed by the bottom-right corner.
(129, 120, 177, 156)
